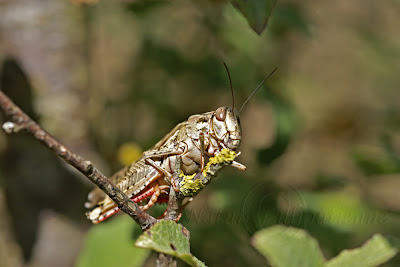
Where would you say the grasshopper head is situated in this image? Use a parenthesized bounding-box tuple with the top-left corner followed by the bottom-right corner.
(211, 106, 241, 151)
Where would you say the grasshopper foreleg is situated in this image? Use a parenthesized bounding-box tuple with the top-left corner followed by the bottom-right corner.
(199, 131, 206, 171)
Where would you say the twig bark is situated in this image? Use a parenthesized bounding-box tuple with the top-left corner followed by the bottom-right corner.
(0, 90, 156, 229)
(157, 253, 177, 267)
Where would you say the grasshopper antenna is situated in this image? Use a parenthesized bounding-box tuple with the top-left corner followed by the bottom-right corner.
(223, 62, 235, 109)
(239, 67, 278, 113)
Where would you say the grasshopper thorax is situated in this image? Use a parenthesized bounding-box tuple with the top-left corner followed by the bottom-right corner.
(211, 106, 241, 152)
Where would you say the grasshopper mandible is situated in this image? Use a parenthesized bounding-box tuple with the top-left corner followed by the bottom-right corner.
(85, 65, 277, 224)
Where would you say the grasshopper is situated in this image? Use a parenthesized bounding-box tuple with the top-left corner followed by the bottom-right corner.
(85, 65, 277, 224)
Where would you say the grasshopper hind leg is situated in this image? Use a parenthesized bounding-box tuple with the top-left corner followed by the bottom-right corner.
(140, 185, 160, 211)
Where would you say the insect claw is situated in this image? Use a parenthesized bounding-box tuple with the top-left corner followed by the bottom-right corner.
(231, 160, 246, 171)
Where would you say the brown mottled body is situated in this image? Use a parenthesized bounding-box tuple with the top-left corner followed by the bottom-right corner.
(86, 107, 245, 223)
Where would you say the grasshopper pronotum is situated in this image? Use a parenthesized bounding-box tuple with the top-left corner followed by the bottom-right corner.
(85, 65, 277, 223)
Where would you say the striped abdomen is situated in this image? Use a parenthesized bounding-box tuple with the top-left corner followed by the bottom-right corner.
(85, 157, 165, 223)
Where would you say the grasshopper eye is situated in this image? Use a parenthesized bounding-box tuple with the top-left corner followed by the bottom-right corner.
(215, 107, 226, 121)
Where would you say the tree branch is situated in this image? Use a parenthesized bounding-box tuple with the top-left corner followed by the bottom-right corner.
(0, 90, 156, 229)
(157, 253, 177, 267)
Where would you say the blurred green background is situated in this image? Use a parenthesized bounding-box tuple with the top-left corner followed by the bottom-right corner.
(0, 0, 400, 266)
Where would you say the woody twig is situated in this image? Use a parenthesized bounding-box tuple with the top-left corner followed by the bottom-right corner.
(0, 90, 157, 230)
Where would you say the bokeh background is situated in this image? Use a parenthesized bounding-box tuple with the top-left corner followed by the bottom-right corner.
(0, 0, 400, 266)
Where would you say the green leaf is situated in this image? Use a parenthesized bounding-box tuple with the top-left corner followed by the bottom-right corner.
(326, 234, 398, 267)
(135, 220, 206, 267)
(230, 0, 277, 35)
(252, 225, 325, 267)
(76, 216, 150, 267)
(252, 226, 399, 267)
